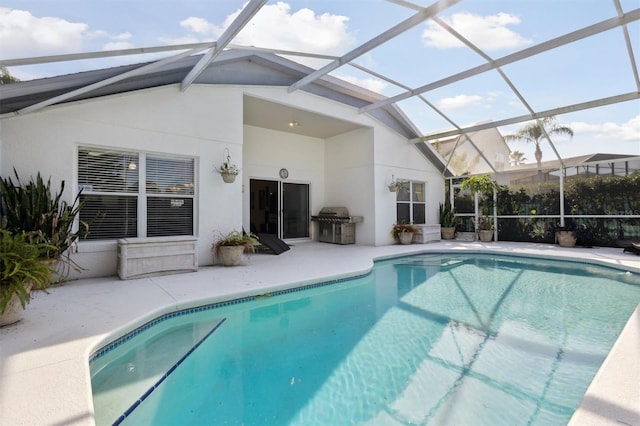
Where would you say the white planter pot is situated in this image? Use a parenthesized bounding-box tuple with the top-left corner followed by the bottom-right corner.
(218, 245, 245, 266)
(0, 285, 32, 327)
(441, 227, 456, 240)
(398, 232, 414, 245)
(221, 173, 237, 183)
(478, 230, 494, 242)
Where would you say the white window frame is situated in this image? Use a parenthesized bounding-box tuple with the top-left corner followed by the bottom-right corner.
(396, 180, 426, 224)
(78, 147, 196, 240)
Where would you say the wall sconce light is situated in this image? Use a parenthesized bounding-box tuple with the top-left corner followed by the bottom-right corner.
(288, 120, 300, 127)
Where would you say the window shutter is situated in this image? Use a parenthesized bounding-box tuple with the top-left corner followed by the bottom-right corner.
(146, 156, 194, 195)
(147, 197, 194, 237)
(78, 148, 139, 193)
(146, 155, 195, 236)
(80, 194, 138, 240)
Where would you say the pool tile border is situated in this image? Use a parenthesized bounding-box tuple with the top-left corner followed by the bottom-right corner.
(113, 318, 226, 425)
(90, 272, 368, 363)
(91, 273, 369, 424)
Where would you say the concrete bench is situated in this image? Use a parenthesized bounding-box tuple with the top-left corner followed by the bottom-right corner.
(412, 224, 441, 243)
(117, 236, 198, 280)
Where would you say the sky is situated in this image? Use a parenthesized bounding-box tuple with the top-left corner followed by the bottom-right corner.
(1, 0, 639, 165)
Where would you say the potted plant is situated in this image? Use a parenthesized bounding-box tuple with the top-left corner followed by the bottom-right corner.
(461, 174, 498, 242)
(0, 169, 89, 281)
(552, 224, 577, 247)
(475, 216, 494, 242)
(459, 174, 497, 197)
(391, 223, 416, 245)
(439, 200, 458, 240)
(1, 230, 54, 326)
(216, 151, 239, 183)
(388, 175, 401, 192)
(212, 230, 258, 266)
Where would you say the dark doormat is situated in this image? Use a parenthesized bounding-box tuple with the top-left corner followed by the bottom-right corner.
(256, 233, 291, 255)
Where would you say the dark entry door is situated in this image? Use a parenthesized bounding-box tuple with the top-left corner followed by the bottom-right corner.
(249, 179, 309, 239)
(250, 179, 279, 235)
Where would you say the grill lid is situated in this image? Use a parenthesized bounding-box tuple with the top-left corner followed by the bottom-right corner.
(311, 206, 363, 224)
(316, 206, 350, 217)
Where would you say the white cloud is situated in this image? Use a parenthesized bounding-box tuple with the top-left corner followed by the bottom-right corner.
(422, 12, 532, 51)
(180, 17, 221, 37)
(102, 41, 135, 51)
(570, 115, 640, 142)
(0, 8, 136, 59)
(438, 94, 483, 110)
(175, 2, 355, 55)
(0, 8, 89, 58)
(102, 32, 134, 51)
(334, 75, 387, 94)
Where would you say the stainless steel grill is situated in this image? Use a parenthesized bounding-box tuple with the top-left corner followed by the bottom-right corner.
(311, 207, 363, 244)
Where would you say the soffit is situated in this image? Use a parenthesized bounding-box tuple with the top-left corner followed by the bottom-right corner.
(243, 95, 363, 139)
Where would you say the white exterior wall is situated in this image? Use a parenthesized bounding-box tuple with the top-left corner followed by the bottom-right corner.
(325, 127, 375, 244)
(242, 125, 325, 237)
(373, 125, 445, 245)
(0, 83, 445, 278)
(0, 85, 245, 278)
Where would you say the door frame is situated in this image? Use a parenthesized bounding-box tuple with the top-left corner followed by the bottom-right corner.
(248, 178, 311, 241)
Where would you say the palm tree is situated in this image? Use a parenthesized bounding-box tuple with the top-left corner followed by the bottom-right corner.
(504, 116, 573, 170)
(0, 66, 20, 84)
(509, 150, 527, 166)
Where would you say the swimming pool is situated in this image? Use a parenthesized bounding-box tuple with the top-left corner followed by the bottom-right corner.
(90, 253, 640, 425)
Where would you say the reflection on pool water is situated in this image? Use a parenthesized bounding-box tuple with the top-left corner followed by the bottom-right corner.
(90, 253, 640, 425)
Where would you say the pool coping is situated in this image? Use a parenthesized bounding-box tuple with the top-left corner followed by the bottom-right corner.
(0, 241, 638, 425)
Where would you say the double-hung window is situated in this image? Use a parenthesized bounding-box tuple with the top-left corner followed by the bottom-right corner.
(78, 147, 195, 240)
(396, 180, 426, 224)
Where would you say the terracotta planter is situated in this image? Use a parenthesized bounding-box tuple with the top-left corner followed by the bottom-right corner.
(441, 227, 456, 240)
(556, 231, 576, 247)
(398, 232, 414, 245)
(221, 173, 237, 183)
(218, 245, 245, 266)
(478, 230, 494, 242)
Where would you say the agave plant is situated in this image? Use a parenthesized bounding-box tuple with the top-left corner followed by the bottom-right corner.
(0, 169, 89, 277)
(439, 199, 458, 228)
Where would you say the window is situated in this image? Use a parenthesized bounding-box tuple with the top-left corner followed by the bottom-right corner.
(396, 180, 426, 224)
(78, 148, 195, 240)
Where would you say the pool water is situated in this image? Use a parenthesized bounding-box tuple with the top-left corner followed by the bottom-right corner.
(90, 253, 640, 425)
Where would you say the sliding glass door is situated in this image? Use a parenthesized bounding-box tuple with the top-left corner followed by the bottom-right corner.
(249, 180, 309, 239)
(282, 182, 309, 239)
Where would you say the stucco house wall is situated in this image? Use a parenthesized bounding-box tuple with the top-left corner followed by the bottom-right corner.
(374, 124, 444, 245)
(0, 82, 445, 279)
(242, 124, 326, 236)
(1, 84, 244, 278)
(324, 127, 375, 245)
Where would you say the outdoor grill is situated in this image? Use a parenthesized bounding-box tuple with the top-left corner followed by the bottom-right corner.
(311, 206, 363, 245)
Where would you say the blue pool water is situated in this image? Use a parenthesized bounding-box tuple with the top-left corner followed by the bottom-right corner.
(90, 253, 640, 425)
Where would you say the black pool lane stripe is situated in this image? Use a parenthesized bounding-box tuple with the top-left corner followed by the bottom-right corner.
(112, 318, 226, 426)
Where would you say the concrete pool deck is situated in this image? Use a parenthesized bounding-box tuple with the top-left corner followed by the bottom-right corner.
(0, 241, 638, 425)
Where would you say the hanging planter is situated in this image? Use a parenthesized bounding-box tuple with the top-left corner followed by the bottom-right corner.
(221, 172, 236, 183)
(216, 148, 239, 184)
(388, 175, 401, 192)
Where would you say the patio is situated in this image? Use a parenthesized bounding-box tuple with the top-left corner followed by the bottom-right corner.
(0, 241, 638, 425)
